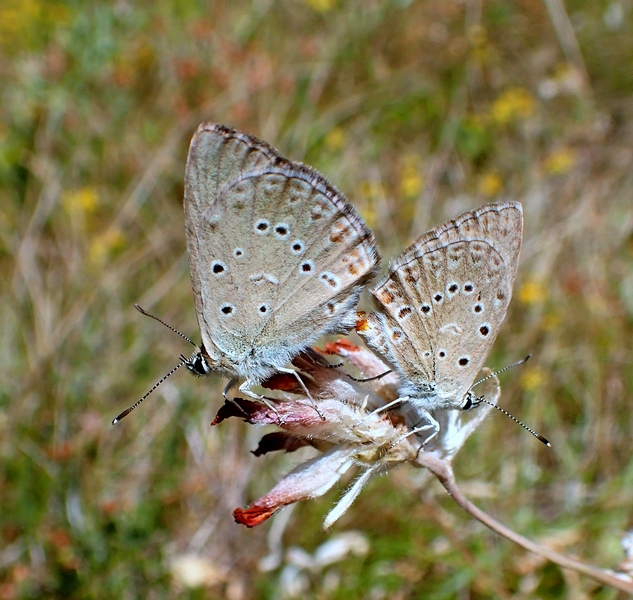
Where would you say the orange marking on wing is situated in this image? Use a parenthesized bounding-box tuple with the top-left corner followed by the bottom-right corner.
(355, 311, 369, 332)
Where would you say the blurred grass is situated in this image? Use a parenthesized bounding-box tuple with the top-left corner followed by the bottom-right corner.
(2, 0, 633, 597)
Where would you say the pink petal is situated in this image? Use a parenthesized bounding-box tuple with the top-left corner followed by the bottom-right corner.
(318, 338, 399, 400)
(233, 446, 355, 527)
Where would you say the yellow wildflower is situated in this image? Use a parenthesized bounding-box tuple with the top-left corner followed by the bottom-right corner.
(518, 280, 546, 304)
(324, 127, 345, 152)
(477, 171, 503, 197)
(399, 154, 424, 200)
(359, 180, 386, 201)
(544, 148, 576, 175)
(521, 367, 545, 392)
(0, 0, 41, 37)
(359, 202, 377, 229)
(304, 0, 336, 12)
(0, 0, 70, 47)
(62, 187, 99, 217)
(88, 228, 126, 266)
(491, 88, 535, 125)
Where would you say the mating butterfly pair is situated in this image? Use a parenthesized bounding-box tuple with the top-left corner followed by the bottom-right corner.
(117, 123, 523, 442)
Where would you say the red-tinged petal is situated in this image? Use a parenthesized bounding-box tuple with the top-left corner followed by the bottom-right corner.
(318, 339, 399, 401)
(318, 338, 362, 354)
(259, 350, 354, 397)
(233, 505, 277, 527)
(211, 398, 281, 426)
(213, 395, 355, 436)
(252, 432, 310, 456)
(233, 446, 355, 527)
(322, 339, 387, 375)
(260, 372, 303, 393)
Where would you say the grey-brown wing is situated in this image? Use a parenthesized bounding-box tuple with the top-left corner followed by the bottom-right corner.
(360, 202, 522, 404)
(184, 123, 379, 377)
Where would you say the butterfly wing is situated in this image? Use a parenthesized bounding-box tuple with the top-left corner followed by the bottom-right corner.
(359, 202, 522, 407)
(184, 123, 380, 381)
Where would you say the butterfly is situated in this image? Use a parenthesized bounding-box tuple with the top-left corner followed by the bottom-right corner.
(357, 201, 523, 442)
(182, 123, 380, 401)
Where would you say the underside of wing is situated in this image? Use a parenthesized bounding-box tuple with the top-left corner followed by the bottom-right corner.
(183, 123, 380, 371)
(184, 123, 283, 350)
(391, 202, 522, 280)
(362, 202, 523, 403)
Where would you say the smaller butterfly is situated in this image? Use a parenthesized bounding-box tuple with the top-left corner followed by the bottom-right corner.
(357, 201, 523, 442)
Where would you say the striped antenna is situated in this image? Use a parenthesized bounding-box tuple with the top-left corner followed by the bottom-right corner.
(112, 360, 185, 424)
(470, 355, 551, 447)
(112, 305, 195, 425)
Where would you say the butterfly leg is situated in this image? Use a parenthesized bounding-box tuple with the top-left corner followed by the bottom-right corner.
(221, 378, 250, 415)
(353, 396, 409, 428)
(412, 409, 440, 446)
(276, 366, 326, 420)
(388, 408, 441, 450)
(223, 378, 285, 424)
(322, 360, 392, 384)
(318, 352, 391, 383)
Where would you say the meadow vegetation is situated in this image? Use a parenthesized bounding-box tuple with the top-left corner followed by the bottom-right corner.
(2, 0, 633, 597)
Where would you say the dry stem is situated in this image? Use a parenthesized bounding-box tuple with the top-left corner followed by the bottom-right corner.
(417, 451, 633, 594)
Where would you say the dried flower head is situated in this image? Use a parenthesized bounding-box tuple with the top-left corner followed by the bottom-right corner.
(213, 340, 499, 528)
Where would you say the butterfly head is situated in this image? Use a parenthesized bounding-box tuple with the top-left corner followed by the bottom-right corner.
(460, 391, 484, 411)
(182, 345, 213, 377)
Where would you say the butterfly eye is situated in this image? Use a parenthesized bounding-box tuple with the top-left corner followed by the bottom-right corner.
(193, 354, 210, 375)
(461, 395, 474, 410)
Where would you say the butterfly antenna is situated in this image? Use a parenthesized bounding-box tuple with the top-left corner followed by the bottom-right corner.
(347, 370, 393, 383)
(475, 397, 551, 447)
(112, 360, 185, 424)
(471, 354, 531, 389)
(469, 355, 549, 447)
(135, 304, 196, 347)
(322, 357, 392, 383)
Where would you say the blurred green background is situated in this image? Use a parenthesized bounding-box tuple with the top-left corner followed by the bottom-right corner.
(2, 0, 633, 597)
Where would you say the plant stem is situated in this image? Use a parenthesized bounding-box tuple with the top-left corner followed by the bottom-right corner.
(417, 451, 633, 594)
